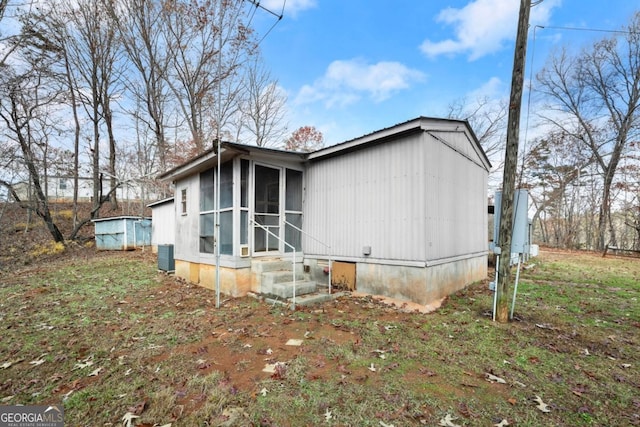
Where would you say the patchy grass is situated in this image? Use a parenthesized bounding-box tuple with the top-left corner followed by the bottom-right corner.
(0, 249, 638, 426)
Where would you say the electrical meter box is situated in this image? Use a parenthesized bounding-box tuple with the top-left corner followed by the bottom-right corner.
(493, 189, 529, 254)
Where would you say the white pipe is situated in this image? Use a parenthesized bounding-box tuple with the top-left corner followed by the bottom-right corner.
(510, 253, 522, 320)
(492, 255, 499, 322)
(292, 251, 296, 310)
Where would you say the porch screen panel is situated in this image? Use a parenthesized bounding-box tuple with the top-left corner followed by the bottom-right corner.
(220, 210, 233, 255)
(254, 165, 280, 252)
(254, 214, 279, 252)
(199, 169, 215, 253)
(255, 165, 280, 213)
(199, 213, 215, 253)
(219, 161, 234, 254)
(240, 159, 249, 208)
(220, 161, 233, 209)
(200, 169, 214, 211)
(285, 213, 302, 252)
(240, 211, 248, 245)
(285, 169, 302, 211)
(285, 169, 302, 252)
(240, 160, 249, 246)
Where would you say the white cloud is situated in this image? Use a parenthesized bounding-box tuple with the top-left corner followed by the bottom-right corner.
(468, 77, 507, 99)
(294, 58, 426, 107)
(420, 0, 560, 60)
(260, 0, 316, 17)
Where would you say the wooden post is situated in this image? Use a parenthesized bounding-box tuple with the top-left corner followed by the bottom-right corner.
(496, 0, 532, 323)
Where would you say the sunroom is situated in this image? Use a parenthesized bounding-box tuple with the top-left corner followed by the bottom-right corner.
(158, 142, 311, 297)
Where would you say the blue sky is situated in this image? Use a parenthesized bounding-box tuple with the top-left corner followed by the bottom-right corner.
(250, 0, 639, 146)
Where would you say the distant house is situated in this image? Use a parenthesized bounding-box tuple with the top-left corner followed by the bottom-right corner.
(12, 176, 94, 202)
(11, 175, 160, 204)
(158, 117, 491, 306)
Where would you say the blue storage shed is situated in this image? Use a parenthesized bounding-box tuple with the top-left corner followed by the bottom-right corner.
(92, 216, 152, 250)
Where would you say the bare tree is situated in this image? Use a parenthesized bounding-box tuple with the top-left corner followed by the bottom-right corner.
(161, 0, 256, 152)
(0, 70, 65, 242)
(64, 0, 123, 215)
(447, 96, 508, 163)
(107, 0, 172, 171)
(523, 130, 593, 248)
(240, 57, 288, 147)
(536, 12, 640, 250)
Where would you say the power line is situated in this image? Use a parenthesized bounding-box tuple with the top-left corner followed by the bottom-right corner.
(244, 0, 285, 47)
(539, 25, 639, 35)
(245, 0, 284, 19)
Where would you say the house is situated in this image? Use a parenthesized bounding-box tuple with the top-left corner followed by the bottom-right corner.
(148, 197, 175, 253)
(12, 175, 161, 205)
(158, 117, 491, 306)
(12, 176, 94, 202)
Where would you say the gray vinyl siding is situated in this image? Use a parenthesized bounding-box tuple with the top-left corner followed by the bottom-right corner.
(304, 130, 487, 263)
(174, 173, 202, 263)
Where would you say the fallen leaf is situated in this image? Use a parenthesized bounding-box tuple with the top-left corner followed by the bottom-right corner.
(458, 402, 477, 418)
(29, 358, 46, 367)
(368, 363, 377, 372)
(73, 361, 94, 370)
(533, 395, 551, 413)
(494, 420, 510, 427)
(48, 373, 64, 382)
(419, 368, 437, 376)
(507, 397, 517, 406)
(324, 409, 332, 422)
(438, 414, 461, 427)
(485, 373, 506, 384)
(122, 412, 139, 427)
(1, 358, 24, 369)
(260, 387, 268, 397)
(1, 395, 14, 403)
(379, 421, 395, 427)
(88, 367, 103, 377)
(127, 400, 146, 415)
(621, 363, 631, 369)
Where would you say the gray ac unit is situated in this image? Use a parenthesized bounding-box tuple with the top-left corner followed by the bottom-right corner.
(158, 244, 175, 272)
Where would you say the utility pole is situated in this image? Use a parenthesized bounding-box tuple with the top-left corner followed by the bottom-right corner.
(495, 0, 532, 323)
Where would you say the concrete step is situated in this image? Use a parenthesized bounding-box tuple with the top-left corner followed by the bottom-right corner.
(291, 291, 350, 306)
(269, 280, 317, 299)
(261, 270, 307, 290)
(252, 259, 303, 274)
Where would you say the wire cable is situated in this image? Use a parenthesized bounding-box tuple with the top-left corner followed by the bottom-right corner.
(243, 0, 285, 48)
